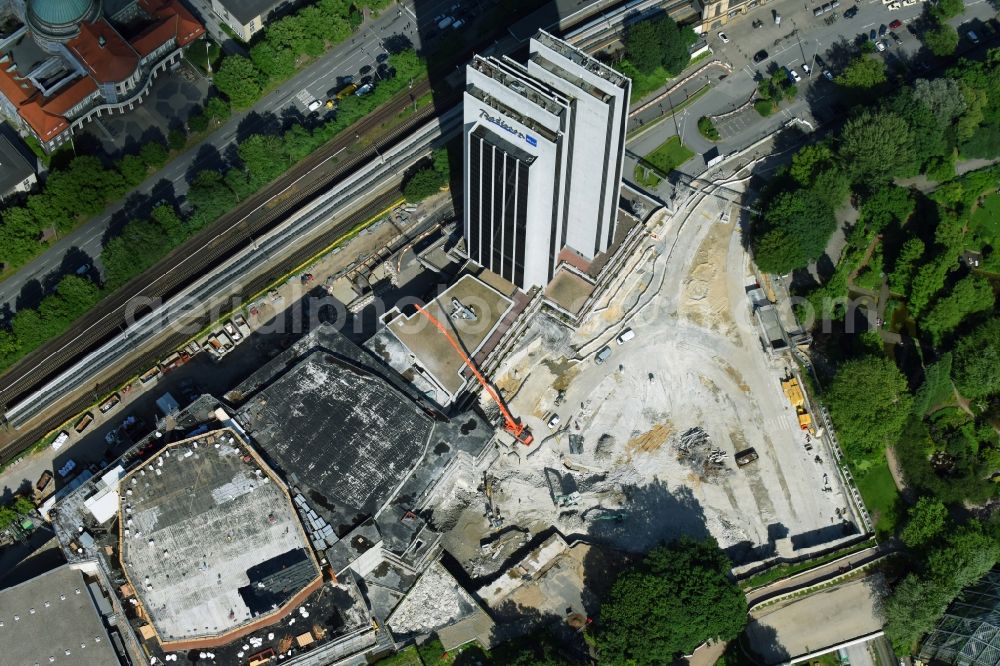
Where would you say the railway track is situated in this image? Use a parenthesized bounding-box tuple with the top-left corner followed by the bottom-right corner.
(0, 79, 451, 459)
(0, 187, 404, 465)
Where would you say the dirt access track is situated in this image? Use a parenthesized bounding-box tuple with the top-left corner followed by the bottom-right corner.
(458, 188, 860, 569)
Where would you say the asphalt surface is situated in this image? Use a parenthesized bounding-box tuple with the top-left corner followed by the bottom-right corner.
(0, 0, 457, 318)
(626, 0, 999, 184)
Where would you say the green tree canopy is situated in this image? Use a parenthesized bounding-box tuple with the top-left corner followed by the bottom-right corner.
(952, 318, 1000, 399)
(596, 538, 746, 664)
(752, 188, 837, 274)
(924, 23, 959, 57)
(827, 356, 912, 459)
(835, 56, 887, 89)
(839, 110, 916, 182)
(623, 15, 696, 75)
(214, 55, 264, 108)
(922, 275, 995, 344)
(790, 144, 835, 185)
(900, 497, 948, 548)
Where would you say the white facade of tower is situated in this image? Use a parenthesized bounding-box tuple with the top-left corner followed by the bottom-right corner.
(462, 32, 630, 291)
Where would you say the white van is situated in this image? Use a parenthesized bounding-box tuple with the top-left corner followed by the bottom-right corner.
(616, 328, 635, 345)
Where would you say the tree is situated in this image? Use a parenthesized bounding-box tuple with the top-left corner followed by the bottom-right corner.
(698, 116, 720, 141)
(214, 55, 264, 107)
(204, 96, 231, 121)
(790, 144, 834, 185)
(596, 538, 746, 664)
(900, 497, 948, 548)
(922, 275, 995, 343)
(931, 0, 964, 19)
(250, 41, 297, 79)
(884, 574, 952, 652)
(839, 110, 916, 182)
(238, 134, 289, 188)
(860, 185, 915, 232)
(952, 318, 1000, 399)
(168, 128, 187, 151)
(0, 207, 42, 267)
(913, 78, 967, 125)
(924, 22, 959, 57)
(117, 153, 148, 188)
(826, 356, 912, 459)
(623, 20, 662, 74)
(623, 15, 696, 75)
(139, 141, 169, 169)
(403, 166, 447, 202)
(835, 56, 886, 89)
(927, 521, 1000, 589)
(889, 237, 925, 294)
(752, 188, 837, 273)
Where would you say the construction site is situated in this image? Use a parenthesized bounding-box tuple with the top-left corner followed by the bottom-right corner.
(430, 188, 863, 581)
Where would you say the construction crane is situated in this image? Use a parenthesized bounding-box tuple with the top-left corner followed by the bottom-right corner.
(414, 303, 534, 446)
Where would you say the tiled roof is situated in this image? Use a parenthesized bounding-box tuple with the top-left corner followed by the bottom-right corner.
(136, 0, 205, 49)
(0, 66, 39, 106)
(17, 76, 98, 141)
(67, 19, 139, 84)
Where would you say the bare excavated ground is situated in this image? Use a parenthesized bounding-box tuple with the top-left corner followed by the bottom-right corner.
(441, 193, 858, 578)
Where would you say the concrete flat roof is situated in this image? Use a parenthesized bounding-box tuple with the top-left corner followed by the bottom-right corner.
(235, 350, 435, 519)
(0, 565, 121, 666)
(119, 429, 320, 645)
(388, 274, 515, 396)
(545, 267, 595, 316)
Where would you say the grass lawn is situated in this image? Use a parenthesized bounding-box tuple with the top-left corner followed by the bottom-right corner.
(373, 647, 423, 665)
(644, 135, 694, 174)
(633, 164, 662, 187)
(854, 457, 902, 538)
(185, 40, 222, 75)
(970, 192, 1000, 246)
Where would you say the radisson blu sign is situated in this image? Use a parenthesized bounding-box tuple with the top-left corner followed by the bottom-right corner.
(480, 109, 537, 148)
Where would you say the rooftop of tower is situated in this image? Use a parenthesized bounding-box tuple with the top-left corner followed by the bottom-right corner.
(533, 29, 628, 88)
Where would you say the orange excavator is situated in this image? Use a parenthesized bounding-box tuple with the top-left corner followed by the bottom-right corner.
(414, 303, 534, 446)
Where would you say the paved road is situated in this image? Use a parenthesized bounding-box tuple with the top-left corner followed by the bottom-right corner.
(744, 545, 885, 607)
(0, 0, 458, 319)
(626, 0, 999, 188)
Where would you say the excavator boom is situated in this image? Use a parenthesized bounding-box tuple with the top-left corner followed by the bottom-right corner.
(414, 304, 533, 445)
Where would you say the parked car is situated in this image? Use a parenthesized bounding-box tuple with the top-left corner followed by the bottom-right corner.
(787, 66, 802, 83)
(844, 5, 858, 18)
(595, 345, 612, 365)
(968, 31, 980, 44)
(547, 414, 560, 429)
(802, 63, 812, 75)
(889, 18, 902, 29)
(718, 31, 729, 43)
(869, 28, 877, 40)
(753, 49, 769, 63)
(878, 24, 887, 36)
(307, 99, 322, 112)
(823, 69, 834, 81)
(876, 40, 887, 52)
(890, 31, 902, 45)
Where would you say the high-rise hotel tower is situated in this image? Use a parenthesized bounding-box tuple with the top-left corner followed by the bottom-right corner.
(463, 31, 631, 290)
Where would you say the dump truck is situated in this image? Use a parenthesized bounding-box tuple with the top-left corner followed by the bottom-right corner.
(735, 448, 759, 466)
(781, 375, 813, 431)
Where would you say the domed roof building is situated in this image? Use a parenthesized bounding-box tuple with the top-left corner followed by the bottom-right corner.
(0, 0, 203, 152)
(25, 0, 102, 45)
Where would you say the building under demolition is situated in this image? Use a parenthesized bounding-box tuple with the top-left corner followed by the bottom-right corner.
(49, 324, 497, 664)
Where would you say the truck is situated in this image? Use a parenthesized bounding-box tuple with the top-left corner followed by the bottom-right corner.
(735, 448, 759, 466)
(616, 328, 635, 345)
(336, 83, 359, 99)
